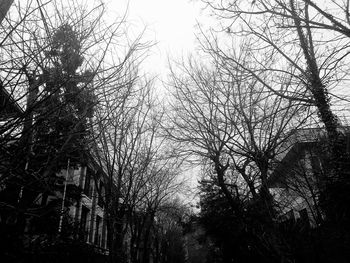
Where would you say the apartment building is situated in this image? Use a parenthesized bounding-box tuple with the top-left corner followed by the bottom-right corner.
(0, 88, 106, 253)
(268, 128, 350, 227)
(55, 161, 109, 251)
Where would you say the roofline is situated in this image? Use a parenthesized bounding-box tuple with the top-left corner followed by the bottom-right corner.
(0, 84, 24, 118)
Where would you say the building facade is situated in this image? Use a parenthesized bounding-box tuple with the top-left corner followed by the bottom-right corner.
(269, 127, 350, 227)
(59, 163, 108, 251)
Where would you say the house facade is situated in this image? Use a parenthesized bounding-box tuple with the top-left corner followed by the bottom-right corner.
(58, 163, 109, 251)
(0, 85, 111, 259)
(268, 128, 350, 227)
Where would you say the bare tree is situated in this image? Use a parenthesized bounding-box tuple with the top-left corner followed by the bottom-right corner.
(166, 46, 313, 260)
(150, 198, 190, 263)
(0, 2, 151, 260)
(89, 69, 185, 262)
(128, 163, 185, 263)
(0, 0, 147, 190)
(201, 0, 350, 168)
(168, 49, 310, 202)
(200, 0, 350, 234)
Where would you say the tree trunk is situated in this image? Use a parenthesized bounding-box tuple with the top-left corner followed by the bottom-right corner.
(142, 211, 155, 263)
(108, 219, 125, 263)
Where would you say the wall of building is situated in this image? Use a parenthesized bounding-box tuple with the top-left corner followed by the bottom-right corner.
(58, 164, 109, 251)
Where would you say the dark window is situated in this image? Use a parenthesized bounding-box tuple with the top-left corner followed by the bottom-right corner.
(95, 215, 102, 246)
(299, 208, 309, 225)
(102, 219, 107, 249)
(84, 169, 93, 197)
(81, 206, 90, 242)
(98, 181, 105, 208)
(310, 155, 322, 174)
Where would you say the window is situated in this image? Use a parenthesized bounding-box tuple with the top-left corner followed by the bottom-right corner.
(299, 208, 309, 225)
(98, 181, 105, 208)
(95, 215, 102, 246)
(310, 155, 322, 174)
(84, 168, 93, 197)
(102, 218, 107, 249)
(81, 206, 90, 242)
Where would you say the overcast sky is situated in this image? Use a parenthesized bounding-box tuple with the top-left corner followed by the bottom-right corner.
(105, 0, 210, 195)
(107, 0, 211, 77)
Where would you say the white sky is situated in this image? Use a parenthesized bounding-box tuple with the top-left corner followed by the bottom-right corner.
(105, 0, 210, 199)
(106, 0, 211, 78)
